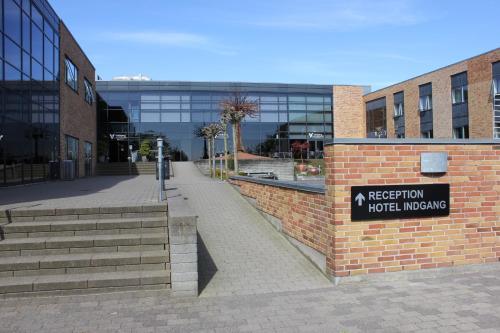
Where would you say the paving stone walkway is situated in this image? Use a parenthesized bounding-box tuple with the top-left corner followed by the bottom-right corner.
(169, 162, 331, 297)
(0, 264, 499, 332)
(0, 175, 159, 210)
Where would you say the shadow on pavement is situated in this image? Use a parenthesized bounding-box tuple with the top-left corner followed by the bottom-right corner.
(197, 232, 217, 295)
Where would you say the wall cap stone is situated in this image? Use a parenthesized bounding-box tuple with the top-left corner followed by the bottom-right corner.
(325, 138, 500, 146)
(230, 176, 325, 194)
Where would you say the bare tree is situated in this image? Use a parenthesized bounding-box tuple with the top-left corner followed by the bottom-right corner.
(200, 123, 223, 178)
(220, 92, 259, 173)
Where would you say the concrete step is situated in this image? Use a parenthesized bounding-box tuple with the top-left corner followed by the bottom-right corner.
(0, 269, 170, 295)
(1, 216, 167, 238)
(0, 250, 169, 277)
(0, 233, 168, 255)
(0, 205, 167, 223)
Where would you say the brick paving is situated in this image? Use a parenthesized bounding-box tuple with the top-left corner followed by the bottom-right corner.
(0, 175, 159, 210)
(169, 162, 331, 297)
(0, 264, 499, 332)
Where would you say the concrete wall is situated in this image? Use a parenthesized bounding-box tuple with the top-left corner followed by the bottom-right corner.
(59, 21, 97, 177)
(364, 48, 500, 139)
(194, 159, 295, 181)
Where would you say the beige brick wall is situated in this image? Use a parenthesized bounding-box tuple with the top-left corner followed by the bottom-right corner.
(59, 22, 97, 177)
(333, 85, 366, 138)
(363, 48, 500, 139)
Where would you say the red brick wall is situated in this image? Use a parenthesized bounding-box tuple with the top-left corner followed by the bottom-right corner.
(325, 143, 500, 277)
(59, 21, 97, 177)
(230, 179, 332, 256)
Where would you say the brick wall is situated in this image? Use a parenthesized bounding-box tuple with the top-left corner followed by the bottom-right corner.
(363, 48, 500, 139)
(230, 179, 331, 256)
(59, 21, 97, 177)
(333, 85, 367, 138)
(325, 142, 500, 277)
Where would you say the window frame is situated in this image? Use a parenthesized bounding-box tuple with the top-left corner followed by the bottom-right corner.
(64, 57, 78, 92)
(84, 78, 94, 105)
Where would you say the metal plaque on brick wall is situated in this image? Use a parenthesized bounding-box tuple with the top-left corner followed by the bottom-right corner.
(351, 184, 449, 221)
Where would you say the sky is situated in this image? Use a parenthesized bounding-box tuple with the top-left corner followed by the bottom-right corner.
(50, 0, 499, 90)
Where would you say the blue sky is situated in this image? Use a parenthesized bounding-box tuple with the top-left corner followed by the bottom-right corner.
(50, 0, 499, 90)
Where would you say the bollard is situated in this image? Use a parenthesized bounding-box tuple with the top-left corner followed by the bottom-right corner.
(157, 138, 163, 202)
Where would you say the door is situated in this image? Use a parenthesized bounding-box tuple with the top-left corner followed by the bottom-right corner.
(84, 142, 92, 176)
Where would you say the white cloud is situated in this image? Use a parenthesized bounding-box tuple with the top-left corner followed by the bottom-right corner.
(250, 0, 425, 30)
(104, 31, 237, 56)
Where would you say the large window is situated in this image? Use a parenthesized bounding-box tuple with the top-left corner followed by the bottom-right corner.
(65, 57, 78, 91)
(451, 72, 468, 105)
(84, 79, 94, 104)
(365, 98, 387, 138)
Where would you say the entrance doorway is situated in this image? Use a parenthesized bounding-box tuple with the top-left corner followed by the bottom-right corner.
(109, 140, 129, 162)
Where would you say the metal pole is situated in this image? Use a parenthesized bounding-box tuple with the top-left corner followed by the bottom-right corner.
(157, 138, 163, 202)
(220, 156, 223, 180)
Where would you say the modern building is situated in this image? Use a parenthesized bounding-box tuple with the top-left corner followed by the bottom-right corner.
(0, 0, 96, 186)
(362, 48, 500, 139)
(96, 81, 366, 161)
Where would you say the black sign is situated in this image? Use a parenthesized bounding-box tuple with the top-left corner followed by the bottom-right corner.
(351, 184, 449, 221)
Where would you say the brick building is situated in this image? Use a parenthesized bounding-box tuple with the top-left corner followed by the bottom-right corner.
(363, 48, 500, 140)
(59, 21, 96, 178)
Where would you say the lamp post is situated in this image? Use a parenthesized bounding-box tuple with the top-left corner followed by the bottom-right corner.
(157, 138, 163, 202)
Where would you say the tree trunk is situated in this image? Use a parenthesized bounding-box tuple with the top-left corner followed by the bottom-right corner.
(223, 125, 228, 176)
(236, 122, 244, 152)
(211, 137, 216, 178)
(207, 139, 212, 177)
(232, 123, 238, 173)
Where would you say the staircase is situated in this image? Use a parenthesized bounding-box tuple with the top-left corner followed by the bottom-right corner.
(494, 93, 500, 139)
(0, 206, 170, 297)
(96, 162, 157, 176)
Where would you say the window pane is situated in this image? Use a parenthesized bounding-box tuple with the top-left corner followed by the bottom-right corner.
(289, 124, 307, 132)
(141, 103, 160, 110)
(5, 37, 21, 68)
(260, 104, 278, 111)
(181, 112, 190, 122)
(5, 63, 22, 80)
(261, 113, 279, 122)
(289, 96, 305, 103)
(32, 23, 43, 61)
(44, 20, 53, 42)
(22, 51, 30, 75)
(308, 125, 324, 132)
(44, 37, 54, 73)
(306, 96, 323, 103)
(289, 104, 306, 111)
(307, 112, 324, 122)
(161, 112, 180, 122)
(289, 112, 306, 122)
(307, 104, 324, 111)
(141, 112, 160, 122)
(161, 103, 180, 110)
(5, 0, 21, 42)
(141, 95, 160, 102)
(31, 4, 43, 28)
(22, 13, 30, 51)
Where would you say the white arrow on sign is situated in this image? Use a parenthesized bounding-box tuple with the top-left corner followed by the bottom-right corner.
(355, 193, 366, 206)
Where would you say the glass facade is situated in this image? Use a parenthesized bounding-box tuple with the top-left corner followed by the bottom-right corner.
(0, 0, 60, 185)
(96, 82, 333, 161)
